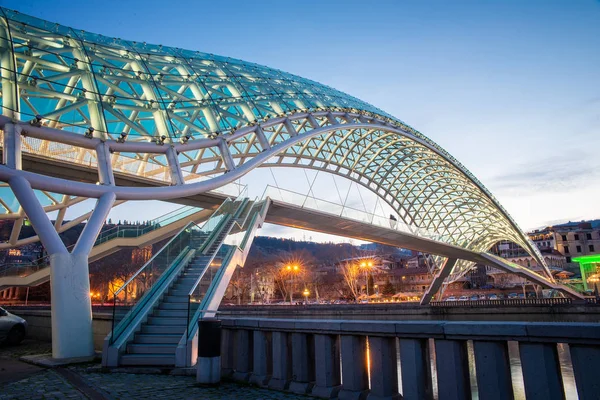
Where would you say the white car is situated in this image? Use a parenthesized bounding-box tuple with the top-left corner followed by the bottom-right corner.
(445, 296, 457, 301)
(0, 307, 27, 345)
(458, 296, 469, 301)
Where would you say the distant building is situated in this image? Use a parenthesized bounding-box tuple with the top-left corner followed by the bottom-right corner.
(551, 221, 600, 263)
(493, 219, 600, 266)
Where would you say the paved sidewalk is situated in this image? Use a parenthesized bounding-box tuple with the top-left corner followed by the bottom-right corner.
(0, 341, 310, 400)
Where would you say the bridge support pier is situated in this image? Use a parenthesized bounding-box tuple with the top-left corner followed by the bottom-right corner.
(421, 258, 457, 305)
(9, 176, 115, 359)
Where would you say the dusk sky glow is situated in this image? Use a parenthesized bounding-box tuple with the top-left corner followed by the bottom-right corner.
(6, 0, 599, 241)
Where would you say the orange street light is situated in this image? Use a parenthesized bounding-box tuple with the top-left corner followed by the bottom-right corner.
(303, 289, 310, 304)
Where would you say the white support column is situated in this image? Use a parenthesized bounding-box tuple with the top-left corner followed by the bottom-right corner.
(9, 176, 67, 256)
(2, 123, 22, 170)
(95, 141, 115, 186)
(421, 258, 457, 305)
(8, 175, 114, 360)
(166, 146, 185, 185)
(73, 192, 115, 255)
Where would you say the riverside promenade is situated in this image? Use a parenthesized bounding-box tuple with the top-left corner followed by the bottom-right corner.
(0, 341, 309, 400)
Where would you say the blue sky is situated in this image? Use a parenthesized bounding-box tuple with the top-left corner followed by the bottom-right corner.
(3, 0, 599, 238)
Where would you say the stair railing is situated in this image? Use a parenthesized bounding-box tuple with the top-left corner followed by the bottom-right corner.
(108, 223, 194, 345)
(183, 196, 270, 363)
(107, 193, 246, 345)
(95, 205, 200, 245)
(184, 189, 250, 343)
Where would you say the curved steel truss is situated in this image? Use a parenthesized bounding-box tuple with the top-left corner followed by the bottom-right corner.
(0, 8, 547, 281)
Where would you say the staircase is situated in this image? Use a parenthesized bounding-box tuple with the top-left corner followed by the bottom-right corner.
(119, 222, 234, 366)
(102, 194, 270, 368)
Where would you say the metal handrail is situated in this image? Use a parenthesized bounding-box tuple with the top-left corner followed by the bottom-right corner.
(112, 221, 197, 297)
(184, 191, 251, 342)
(95, 205, 198, 245)
(109, 246, 191, 345)
(262, 184, 444, 240)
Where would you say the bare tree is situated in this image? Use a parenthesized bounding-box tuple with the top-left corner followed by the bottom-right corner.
(340, 262, 361, 302)
(228, 269, 251, 305)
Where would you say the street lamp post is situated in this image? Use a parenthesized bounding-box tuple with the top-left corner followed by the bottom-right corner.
(285, 264, 300, 304)
(303, 288, 310, 305)
(360, 261, 373, 302)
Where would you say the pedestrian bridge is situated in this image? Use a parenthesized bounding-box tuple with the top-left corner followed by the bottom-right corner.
(0, 7, 582, 366)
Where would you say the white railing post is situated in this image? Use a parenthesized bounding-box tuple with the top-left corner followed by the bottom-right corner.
(232, 329, 252, 382)
(269, 331, 291, 390)
(249, 330, 271, 387)
(220, 328, 235, 377)
(569, 344, 600, 400)
(434, 340, 472, 400)
(368, 336, 401, 400)
(339, 335, 369, 400)
(473, 341, 514, 400)
(312, 334, 342, 398)
(519, 342, 565, 400)
(289, 332, 314, 394)
(398, 338, 434, 400)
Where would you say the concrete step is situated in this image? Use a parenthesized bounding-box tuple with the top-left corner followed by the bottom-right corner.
(159, 302, 188, 310)
(168, 290, 191, 296)
(127, 343, 177, 354)
(119, 354, 175, 366)
(172, 281, 197, 289)
(182, 268, 207, 273)
(141, 325, 186, 335)
(163, 295, 188, 303)
(153, 309, 188, 318)
(134, 333, 182, 344)
(173, 278, 199, 286)
(147, 316, 187, 326)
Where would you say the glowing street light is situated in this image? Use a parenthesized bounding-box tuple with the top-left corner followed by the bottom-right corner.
(283, 264, 302, 303)
(303, 288, 310, 304)
(359, 260, 374, 301)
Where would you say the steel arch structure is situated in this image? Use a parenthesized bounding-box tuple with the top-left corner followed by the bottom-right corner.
(0, 7, 546, 286)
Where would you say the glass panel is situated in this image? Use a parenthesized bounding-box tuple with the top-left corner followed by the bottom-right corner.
(95, 205, 200, 245)
(109, 225, 192, 343)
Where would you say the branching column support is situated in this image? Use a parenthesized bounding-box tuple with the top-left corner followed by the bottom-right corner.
(421, 258, 457, 305)
(9, 174, 115, 359)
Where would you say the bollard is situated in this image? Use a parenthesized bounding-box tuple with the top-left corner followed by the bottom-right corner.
(196, 319, 222, 385)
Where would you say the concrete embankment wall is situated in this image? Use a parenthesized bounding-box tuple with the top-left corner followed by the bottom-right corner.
(14, 310, 113, 350)
(218, 303, 600, 322)
(7, 302, 600, 349)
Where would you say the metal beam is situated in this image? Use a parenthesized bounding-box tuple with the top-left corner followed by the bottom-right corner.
(421, 258, 457, 305)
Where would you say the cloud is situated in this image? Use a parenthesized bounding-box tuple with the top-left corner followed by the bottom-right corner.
(488, 154, 600, 195)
